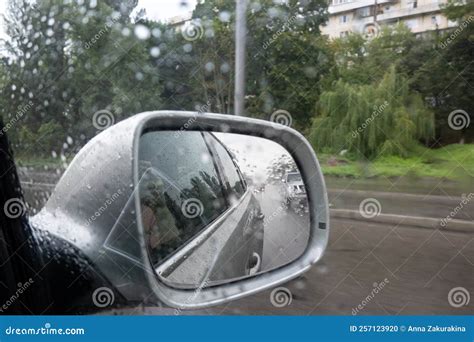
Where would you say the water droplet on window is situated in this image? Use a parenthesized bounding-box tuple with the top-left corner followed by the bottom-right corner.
(205, 62, 215, 72)
(150, 47, 160, 57)
(134, 24, 150, 40)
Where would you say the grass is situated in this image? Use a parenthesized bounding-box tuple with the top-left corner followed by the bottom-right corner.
(320, 144, 474, 181)
(16, 144, 474, 182)
(16, 155, 71, 169)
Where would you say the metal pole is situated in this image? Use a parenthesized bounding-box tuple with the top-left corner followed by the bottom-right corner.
(374, 0, 377, 23)
(234, 0, 247, 116)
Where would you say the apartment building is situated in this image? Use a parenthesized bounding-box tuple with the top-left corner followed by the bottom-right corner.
(321, 0, 458, 38)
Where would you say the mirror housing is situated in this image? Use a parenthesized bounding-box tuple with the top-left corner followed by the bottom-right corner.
(33, 111, 329, 310)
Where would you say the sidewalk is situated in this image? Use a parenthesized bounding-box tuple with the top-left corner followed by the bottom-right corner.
(19, 169, 474, 230)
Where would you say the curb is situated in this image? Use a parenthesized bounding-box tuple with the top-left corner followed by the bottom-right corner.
(330, 209, 474, 233)
(328, 188, 469, 205)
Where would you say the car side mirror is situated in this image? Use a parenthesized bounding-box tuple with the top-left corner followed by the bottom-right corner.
(35, 111, 329, 310)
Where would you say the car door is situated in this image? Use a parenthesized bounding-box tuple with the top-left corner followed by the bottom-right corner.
(203, 133, 264, 278)
(139, 130, 260, 286)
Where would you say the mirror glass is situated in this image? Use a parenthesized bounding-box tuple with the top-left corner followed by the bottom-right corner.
(138, 131, 310, 289)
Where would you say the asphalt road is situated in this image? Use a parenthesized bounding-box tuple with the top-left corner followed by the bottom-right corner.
(197, 217, 474, 315)
(20, 173, 474, 315)
(256, 184, 310, 272)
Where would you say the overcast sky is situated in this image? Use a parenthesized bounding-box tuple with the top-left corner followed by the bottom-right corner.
(215, 133, 293, 183)
(134, 0, 197, 21)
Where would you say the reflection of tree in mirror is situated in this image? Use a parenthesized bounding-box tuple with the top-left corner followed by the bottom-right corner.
(139, 168, 228, 266)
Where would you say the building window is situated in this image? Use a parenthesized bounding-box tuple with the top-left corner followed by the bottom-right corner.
(404, 18, 418, 29)
(358, 7, 373, 18)
(413, 1, 417, 8)
(340, 31, 349, 37)
(340, 15, 348, 23)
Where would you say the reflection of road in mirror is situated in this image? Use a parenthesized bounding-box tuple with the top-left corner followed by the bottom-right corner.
(253, 183, 310, 272)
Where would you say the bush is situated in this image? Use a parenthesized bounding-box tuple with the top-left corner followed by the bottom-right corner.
(309, 66, 434, 159)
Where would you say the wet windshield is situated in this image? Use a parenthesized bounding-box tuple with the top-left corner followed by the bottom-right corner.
(1, 0, 472, 316)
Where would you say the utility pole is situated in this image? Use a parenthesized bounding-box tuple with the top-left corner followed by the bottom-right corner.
(374, 0, 378, 23)
(234, 0, 247, 116)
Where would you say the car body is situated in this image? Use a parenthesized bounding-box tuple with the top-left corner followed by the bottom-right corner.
(283, 171, 308, 211)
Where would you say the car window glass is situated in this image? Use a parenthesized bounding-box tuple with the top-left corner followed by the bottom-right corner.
(287, 173, 302, 182)
(139, 131, 228, 265)
(206, 134, 246, 201)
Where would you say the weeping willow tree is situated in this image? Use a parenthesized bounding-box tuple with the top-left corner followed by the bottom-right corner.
(310, 66, 434, 159)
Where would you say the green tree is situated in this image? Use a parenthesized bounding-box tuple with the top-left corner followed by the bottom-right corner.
(410, 0, 474, 143)
(310, 66, 434, 159)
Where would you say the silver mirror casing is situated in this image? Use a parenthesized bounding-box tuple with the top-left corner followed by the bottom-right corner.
(33, 111, 329, 309)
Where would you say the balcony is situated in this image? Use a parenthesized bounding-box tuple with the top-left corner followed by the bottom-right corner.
(376, 3, 442, 21)
(329, 0, 397, 14)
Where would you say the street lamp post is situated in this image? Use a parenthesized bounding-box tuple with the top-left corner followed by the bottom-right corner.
(234, 0, 247, 116)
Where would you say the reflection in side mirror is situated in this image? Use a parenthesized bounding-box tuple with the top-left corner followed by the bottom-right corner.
(138, 131, 310, 289)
